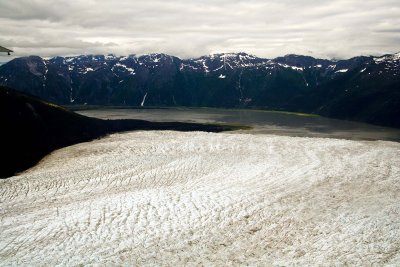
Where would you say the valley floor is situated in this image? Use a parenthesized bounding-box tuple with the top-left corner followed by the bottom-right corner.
(0, 131, 399, 266)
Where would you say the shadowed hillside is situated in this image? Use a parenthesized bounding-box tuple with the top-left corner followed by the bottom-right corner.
(0, 86, 244, 178)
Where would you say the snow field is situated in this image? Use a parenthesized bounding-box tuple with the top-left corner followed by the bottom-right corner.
(0, 131, 399, 266)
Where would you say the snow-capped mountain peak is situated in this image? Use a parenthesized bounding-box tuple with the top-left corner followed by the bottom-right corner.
(0, 51, 399, 129)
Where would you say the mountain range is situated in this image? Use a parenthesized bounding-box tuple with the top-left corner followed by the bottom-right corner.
(0, 52, 399, 128)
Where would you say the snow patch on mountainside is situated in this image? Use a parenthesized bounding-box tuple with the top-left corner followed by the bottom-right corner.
(374, 53, 400, 64)
(277, 63, 304, 71)
(335, 69, 348, 73)
(112, 63, 135, 75)
(1, 131, 399, 266)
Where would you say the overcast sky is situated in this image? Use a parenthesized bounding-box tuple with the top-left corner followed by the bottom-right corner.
(0, 0, 399, 61)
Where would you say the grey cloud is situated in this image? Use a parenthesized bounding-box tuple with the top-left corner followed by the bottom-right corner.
(0, 0, 399, 60)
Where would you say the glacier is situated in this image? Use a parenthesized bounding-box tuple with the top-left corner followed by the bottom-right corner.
(0, 131, 399, 266)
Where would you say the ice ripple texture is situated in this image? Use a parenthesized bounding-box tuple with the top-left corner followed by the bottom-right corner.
(1, 131, 400, 266)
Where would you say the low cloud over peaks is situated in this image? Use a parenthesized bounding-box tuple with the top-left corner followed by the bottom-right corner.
(0, 0, 399, 59)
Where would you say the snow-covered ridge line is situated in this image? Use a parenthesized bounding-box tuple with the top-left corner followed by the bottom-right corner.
(3, 52, 399, 79)
(49, 51, 400, 63)
(6, 52, 398, 74)
(57, 53, 394, 73)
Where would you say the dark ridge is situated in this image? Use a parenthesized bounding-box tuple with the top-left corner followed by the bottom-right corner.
(0, 86, 246, 178)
